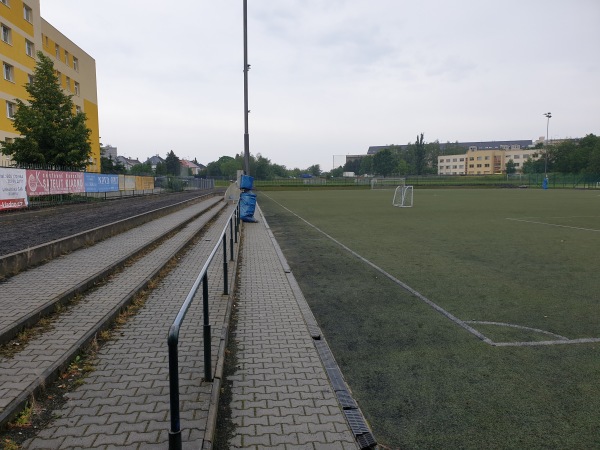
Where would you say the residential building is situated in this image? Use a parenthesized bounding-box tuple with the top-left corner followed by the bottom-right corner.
(147, 155, 165, 171)
(115, 156, 140, 170)
(101, 144, 117, 160)
(438, 145, 541, 175)
(180, 159, 204, 176)
(0, 0, 100, 171)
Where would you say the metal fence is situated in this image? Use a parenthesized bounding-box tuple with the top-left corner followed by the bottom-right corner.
(167, 203, 240, 450)
(252, 173, 600, 189)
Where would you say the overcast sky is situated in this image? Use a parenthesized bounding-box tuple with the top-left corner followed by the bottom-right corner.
(41, 0, 600, 171)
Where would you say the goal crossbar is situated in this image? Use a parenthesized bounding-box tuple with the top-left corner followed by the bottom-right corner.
(371, 178, 405, 190)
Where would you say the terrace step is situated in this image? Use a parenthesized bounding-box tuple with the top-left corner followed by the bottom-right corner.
(0, 200, 236, 428)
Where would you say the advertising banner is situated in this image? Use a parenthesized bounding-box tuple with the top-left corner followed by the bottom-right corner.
(84, 173, 120, 192)
(0, 168, 28, 210)
(26, 170, 85, 196)
(135, 176, 154, 191)
(122, 175, 136, 190)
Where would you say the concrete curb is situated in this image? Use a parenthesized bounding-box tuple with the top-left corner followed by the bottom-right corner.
(202, 220, 243, 449)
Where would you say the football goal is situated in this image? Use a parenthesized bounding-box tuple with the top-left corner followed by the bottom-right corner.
(371, 178, 405, 190)
(392, 185, 413, 208)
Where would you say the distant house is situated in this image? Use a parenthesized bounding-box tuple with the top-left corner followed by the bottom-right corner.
(180, 159, 205, 176)
(147, 155, 165, 171)
(115, 156, 141, 170)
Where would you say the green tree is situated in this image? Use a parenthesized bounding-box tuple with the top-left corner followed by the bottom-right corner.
(331, 166, 344, 177)
(306, 164, 321, 176)
(130, 161, 153, 176)
(505, 159, 517, 175)
(100, 156, 126, 174)
(221, 157, 242, 179)
(165, 150, 180, 175)
(1, 52, 92, 169)
(414, 133, 426, 175)
(154, 161, 167, 175)
(359, 155, 373, 175)
(373, 149, 396, 176)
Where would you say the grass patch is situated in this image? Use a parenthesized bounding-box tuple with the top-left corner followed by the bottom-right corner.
(258, 188, 600, 449)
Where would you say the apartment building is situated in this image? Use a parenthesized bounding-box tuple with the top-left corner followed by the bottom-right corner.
(438, 143, 540, 175)
(0, 0, 100, 171)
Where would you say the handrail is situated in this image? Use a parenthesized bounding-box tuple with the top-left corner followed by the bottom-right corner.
(167, 203, 240, 450)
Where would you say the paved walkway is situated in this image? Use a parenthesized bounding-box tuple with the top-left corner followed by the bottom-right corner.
(226, 207, 368, 449)
(16, 204, 374, 449)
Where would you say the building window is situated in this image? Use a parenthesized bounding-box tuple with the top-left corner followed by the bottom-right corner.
(3, 62, 14, 82)
(469, 164, 474, 168)
(484, 156, 490, 160)
(74, 81, 80, 96)
(476, 164, 482, 168)
(476, 156, 482, 161)
(55, 70, 61, 84)
(459, 158, 464, 162)
(75, 105, 82, 114)
(513, 155, 520, 159)
(55, 44, 60, 59)
(0, 0, 9, 6)
(6, 100, 16, 118)
(65, 76, 71, 90)
(23, 4, 33, 22)
(64, 50, 69, 66)
(25, 39, 35, 57)
(73, 57, 79, 71)
(27, 73, 34, 84)
(484, 163, 490, 168)
(469, 157, 474, 161)
(1, 24, 11, 44)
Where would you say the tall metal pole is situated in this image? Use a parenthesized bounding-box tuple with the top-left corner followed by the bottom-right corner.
(243, 0, 250, 175)
(543, 112, 551, 175)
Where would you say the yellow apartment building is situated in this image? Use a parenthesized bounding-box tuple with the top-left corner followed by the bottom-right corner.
(0, 0, 100, 172)
(439, 144, 541, 175)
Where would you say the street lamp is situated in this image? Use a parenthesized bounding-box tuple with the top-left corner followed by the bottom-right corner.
(543, 112, 551, 175)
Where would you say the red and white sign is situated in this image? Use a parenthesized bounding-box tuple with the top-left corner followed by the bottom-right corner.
(26, 170, 85, 196)
(0, 168, 28, 210)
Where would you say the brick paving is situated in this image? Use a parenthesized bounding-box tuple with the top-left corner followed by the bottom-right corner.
(0, 196, 222, 342)
(21, 204, 236, 449)
(226, 207, 365, 449)
(6, 202, 373, 449)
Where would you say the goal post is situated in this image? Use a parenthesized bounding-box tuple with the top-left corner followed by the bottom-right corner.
(392, 185, 413, 208)
(371, 177, 405, 190)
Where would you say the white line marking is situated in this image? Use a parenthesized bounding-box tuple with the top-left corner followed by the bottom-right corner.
(464, 321, 570, 340)
(493, 338, 600, 347)
(506, 218, 600, 232)
(263, 194, 494, 345)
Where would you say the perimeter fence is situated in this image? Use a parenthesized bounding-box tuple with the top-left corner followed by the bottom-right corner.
(0, 165, 215, 213)
(253, 173, 600, 189)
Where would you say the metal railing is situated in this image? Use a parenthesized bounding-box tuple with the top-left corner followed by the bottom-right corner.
(167, 203, 240, 450)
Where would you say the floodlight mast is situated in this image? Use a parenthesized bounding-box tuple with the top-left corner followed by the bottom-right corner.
(243, 0, 250, 175)
(543, 112, 552, 175)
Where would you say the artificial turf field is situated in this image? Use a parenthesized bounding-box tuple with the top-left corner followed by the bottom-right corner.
(256, 188, 599, 450)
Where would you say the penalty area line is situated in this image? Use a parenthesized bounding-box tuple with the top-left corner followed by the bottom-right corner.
(262, 194, 494, 346)
(506, 218, 600, 232)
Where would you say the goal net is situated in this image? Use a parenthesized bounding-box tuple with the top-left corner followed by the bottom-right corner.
(392, 185, 413, 208)
(371, 178, 405, 190)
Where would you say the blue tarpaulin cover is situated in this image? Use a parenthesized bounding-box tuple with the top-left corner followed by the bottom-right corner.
(240, 175, 254, 190)
(240, 191, 257, 222)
